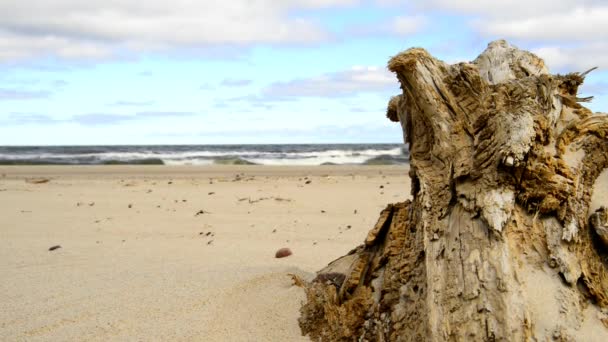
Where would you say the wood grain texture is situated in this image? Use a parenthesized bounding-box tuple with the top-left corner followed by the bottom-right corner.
(297, 40, 608, 341)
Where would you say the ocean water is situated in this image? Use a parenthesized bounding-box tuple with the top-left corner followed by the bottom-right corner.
(0, 144, 409, 166)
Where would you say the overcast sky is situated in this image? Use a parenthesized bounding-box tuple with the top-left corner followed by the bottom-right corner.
(1, 0, 607, 145)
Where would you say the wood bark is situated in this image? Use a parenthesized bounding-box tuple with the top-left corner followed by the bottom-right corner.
(295, 40, 608, 341)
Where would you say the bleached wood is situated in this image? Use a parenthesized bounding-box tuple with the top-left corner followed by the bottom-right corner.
(296, 41, 608, 341)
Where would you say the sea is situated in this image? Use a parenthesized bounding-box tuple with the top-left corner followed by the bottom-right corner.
(0, 144, 409, 166)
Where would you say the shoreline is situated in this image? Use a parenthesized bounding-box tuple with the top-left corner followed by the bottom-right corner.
(0, 164, 409, 180)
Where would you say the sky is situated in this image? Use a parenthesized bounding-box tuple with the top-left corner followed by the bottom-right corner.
(1, 0, 607, 145)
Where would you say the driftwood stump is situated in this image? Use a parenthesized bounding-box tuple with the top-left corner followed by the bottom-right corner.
(296, 40, 608, 341)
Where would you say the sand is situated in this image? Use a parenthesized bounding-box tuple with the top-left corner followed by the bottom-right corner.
(0, 165, 410, 341)
(4, 165, 607, 341)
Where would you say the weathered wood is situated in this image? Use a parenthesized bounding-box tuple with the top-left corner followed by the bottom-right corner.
(296, 40, 608, 341)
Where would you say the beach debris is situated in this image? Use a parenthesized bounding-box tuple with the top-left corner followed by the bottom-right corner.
(195, 209, 208, 216)
(298, 41, 608, 340)
(289, 273, 306, 287)
(208, 192, 215, 195)
(89, 202, 95, 206)
(274, 197, 292, 202)
(275, 248, 293, 258)
(48, 245, 61, 251)
(354, 209, 358, 214)
(272, 229, 277, 233)
(238, 196, 292, 204)
(321, 210, 326, 213)
(128, 204, 133, 208)
(26, 178, 50, 184)
(168, 181, 173, 185)
(207, 240, 214, 245)
(346, 225, 352, 229)
(305, 180, 312, 184)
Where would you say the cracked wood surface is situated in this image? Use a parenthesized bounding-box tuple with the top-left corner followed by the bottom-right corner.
(296, 40, 608, 341)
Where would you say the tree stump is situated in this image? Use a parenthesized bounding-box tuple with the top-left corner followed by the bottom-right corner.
(296, 40, 608, 341)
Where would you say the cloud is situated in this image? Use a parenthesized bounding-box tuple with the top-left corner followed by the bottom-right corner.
(350, 107, 373, 113)
(405, 0, 603, 18)
(345, 15, 427, 37)
(70, 113, 132, 125)
(3, 110, 196, 126)
(220, 79, 253, 87)
(222, 94, 297, 110)
(52, 80, 68, 87)
(402, 0, 607, 39)
(0, 88, 50, 100)
(392, 16, 427, 35)
(5, 113, 59, 125)
(0, 0, 358, 61)
(71, 111, 195, 125)
(262, 66, 397, 98)
(472, 6, 608, 42)
(533, 43, 608, 70)
(109, 100, 155, 106)
(135, 111, 194, 118)
(394, 1, 608, 72)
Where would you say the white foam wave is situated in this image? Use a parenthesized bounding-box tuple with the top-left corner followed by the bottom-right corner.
(0, 146, 407, 165)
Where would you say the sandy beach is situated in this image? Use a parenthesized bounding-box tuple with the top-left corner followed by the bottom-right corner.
(0, 165, 411, 341)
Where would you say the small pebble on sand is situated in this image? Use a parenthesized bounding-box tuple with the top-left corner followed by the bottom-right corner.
(275, 248, 292, 258)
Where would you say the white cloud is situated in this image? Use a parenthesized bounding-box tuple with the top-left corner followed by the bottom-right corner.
(221, 79, 253, 87)
(405, 0, 603, 18)
(0, 88, 50, 100)
(343, 14, 426, 37)
(472, 6, 608, 41)
(70, 111, 195, 125)
(400, 0, 607, 39)
(263, 66, 397, 98)
(0, 0, 357, 61)
(392, 15, 427, 35)
(392, 0, 608, 72)
(533, 43, 608, 70)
